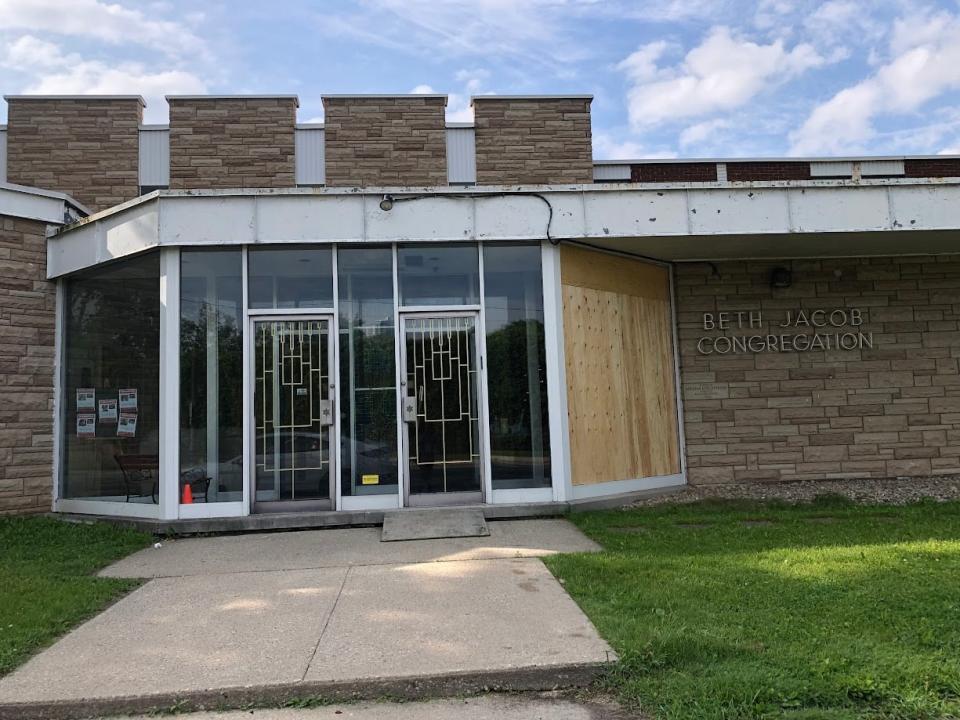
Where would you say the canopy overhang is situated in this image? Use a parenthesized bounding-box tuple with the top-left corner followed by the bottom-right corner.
(47, 179, 960, 278)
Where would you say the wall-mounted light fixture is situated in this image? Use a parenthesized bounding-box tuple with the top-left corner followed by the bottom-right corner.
(379, 194, 394, 211)
(770, 266, 792, 289)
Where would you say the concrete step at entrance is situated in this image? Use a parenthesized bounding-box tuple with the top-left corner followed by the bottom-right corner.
(381, 508, 490, 541)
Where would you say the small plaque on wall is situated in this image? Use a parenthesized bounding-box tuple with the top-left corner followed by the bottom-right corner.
(683, 382, 730, 400)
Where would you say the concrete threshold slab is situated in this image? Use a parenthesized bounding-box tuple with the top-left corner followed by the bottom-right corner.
(381, 508, 489, 541)
(0, 664, 612, 720)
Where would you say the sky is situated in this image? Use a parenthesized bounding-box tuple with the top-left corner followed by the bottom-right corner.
(3, 0, 960, 159)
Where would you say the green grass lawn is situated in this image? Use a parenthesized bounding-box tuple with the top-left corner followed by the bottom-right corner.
(0, 516, 150, 676)
(546, 497, 960, 720)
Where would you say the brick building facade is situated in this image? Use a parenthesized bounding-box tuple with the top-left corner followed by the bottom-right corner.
(2, 91, 960, 521)
(676, 258, 960, 484)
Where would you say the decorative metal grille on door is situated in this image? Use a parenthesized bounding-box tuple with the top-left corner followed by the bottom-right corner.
(254, 319, 332, 503)
(403, 316, 482, 496)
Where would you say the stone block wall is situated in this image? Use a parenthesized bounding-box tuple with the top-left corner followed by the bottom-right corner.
(0, 215, 55, 514)
(5, 97, 142, 211)
(473, 96, 593, 185)
(323, 96, 448, 187)
(675, 256, 960, 484)
(168, 96, 297, 189)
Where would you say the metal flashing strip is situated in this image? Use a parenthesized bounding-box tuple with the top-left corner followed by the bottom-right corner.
(470, 94, 593, 102)
(4, 94, 146, 105)
(322, 93, 447, 99)
(0, 182, 90, 223)
(594, 154, 960, 164)
(165, 94, 299, 104)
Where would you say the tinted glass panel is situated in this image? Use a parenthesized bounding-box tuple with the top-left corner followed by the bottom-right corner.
(61, 252, 161, 502)
(398, 244, 479, 306)
(483, 244, 551, 489)
(180, 249, 243, 503)
(338, 247, 398, 496)
(248, 246, 333, 308)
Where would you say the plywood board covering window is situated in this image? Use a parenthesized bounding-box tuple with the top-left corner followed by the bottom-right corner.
(560, 245, 680, 485)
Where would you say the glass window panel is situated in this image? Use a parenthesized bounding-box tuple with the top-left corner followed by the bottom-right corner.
(483, 244, 551, 489)
(338, 247, 398, 496)
(248, 246, 333, 309)
(180, 249, 243, 503)
(61, 252, 161, 503)
(398, 244, 479, 306)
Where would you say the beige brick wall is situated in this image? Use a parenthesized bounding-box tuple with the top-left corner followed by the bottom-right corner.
(676, 256, 960, 484)
(473, 97, 593, 185)
(168, 97, 297, 189)
(0, 215, 55, 514)
(6, 97, 142, 211)
(323, 96, 447, 187)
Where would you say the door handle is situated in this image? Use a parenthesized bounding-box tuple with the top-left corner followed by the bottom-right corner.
(402, 394, 417, 423)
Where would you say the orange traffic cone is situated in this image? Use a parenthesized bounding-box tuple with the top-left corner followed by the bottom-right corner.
(181, 483, 193, 504)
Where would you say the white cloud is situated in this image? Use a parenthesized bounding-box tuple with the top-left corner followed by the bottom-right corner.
(679, 118, 730, 148)
(455, 68, 490, 94)
(410, 84, 437, 94)
(619, 27, 828, 129)
(2, 35, 206, 122)
(789, 10, 960, 155)
(593, 132, 676, 160)
(0, 0, 206, 58)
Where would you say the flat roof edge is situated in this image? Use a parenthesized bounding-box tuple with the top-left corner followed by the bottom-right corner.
(0, 181, 91, 214)
(471, 94, 593, 104)
(166, 94, 300, 106)
(594, 155, 960, 164)
(322, 94, 447, 99)
(4, 95, 146, 106)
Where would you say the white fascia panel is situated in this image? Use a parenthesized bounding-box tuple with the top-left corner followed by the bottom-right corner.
(256, 195, 362, 242)
(47, 202, 159, 277)
(583, 189, 688, 237)
(160, 196, 257, 245)
(688, 188, 790, 235)
(366, 195, 472, 241)
(789, 186, 891, 232)
(474, 192, 583, 240)
(889, 184, 960, 230)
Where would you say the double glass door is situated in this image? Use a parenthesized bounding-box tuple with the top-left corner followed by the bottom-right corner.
(400, 314, 484, 506)
(252, 317, 334, 511)
(251, 312, 486, 511)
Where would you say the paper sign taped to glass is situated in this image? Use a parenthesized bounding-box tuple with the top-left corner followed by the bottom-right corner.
(98, 398, 118, 423)
(76, 389, 95, 412)
(117, 413, 137, 438)
(77, 414, 96, 438)
(118, 388, 137, 411)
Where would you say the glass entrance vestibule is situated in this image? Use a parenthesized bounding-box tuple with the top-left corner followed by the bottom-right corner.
(55, 242, 557, 520)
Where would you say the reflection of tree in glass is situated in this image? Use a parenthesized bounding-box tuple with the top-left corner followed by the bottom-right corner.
(180, 305, 243, 464)
(485, 319, 548, 452)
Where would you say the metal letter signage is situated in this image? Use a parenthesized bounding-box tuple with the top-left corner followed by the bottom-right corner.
(696, 308, 873, 355)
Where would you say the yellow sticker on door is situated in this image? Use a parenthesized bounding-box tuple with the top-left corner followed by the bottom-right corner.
(361, 474, 380, 485)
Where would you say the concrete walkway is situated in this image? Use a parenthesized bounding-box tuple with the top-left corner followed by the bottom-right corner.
(122, 693, 629, 719)
(0, 520, 614, 719)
